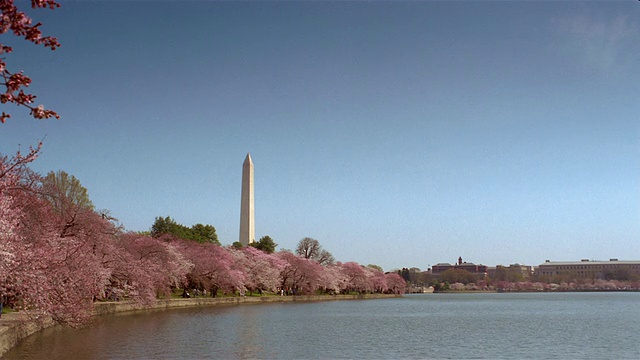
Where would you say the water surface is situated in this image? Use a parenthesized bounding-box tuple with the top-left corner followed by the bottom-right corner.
(5, 292, 640, 359)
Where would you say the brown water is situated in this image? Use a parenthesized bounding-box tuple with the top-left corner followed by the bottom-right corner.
(4, 292, 640, 359)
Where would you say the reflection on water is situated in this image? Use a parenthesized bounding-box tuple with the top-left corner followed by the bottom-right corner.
(4, 293, 640, 359)
(232, 306, 271, 359)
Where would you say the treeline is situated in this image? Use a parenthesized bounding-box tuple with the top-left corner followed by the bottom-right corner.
(150, 216, 219, 244)
(443, 279, 640, 292)
(0, 147, 405, 327)
(398, 266, 640, 293)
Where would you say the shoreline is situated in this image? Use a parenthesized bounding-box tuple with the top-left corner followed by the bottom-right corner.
(433, 289, 640, 294)
(0, 293, 401, 357)
(94, 293, 401, 315)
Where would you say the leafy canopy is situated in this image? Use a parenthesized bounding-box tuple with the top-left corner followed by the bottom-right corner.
(41, 170, 94, 211)
(249, 235, 278, 254)
(151, 216, 219, 244)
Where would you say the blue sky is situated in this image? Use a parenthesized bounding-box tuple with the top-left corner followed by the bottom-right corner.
(1, 1, 638, 272)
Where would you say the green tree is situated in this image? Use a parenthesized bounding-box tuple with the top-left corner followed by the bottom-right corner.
(41, 170, 94, 212)
(231, 241, 243, 249)
(418, 271, 436, 286)
(398, 268, 412, 282)
(250, 235, 278, 254)
(150, 216, 219, 244)
(439, 268, 478, 285)
(409, 267, 422, 284)
(367, 264, 383, 272)
(40, 170, 94, 237)
(150, 216, 178, 238)
(190, 223, 218, 244)
(493, 266, 524, 283)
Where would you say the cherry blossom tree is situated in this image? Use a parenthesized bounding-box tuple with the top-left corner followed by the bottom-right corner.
(115, 233, 192, 304)
(4, 178, 108, 325)
(317, 264, 349, 294)
(0, 141, 40, 185)
(0, 0, 61, 123)
(339, 262, 372, 293)
(0, 175, 24, 308)
(0, 145, 40, 237)
(2, 146, 410, 326)
(366, 266, 388, 294)
(277, 251, 324, 294)
(0, 0, 60, 123)
(231, 246, 284, 295)
(385, 272, 407, 294)
(0, 146, 90, 323)
(172, 238, 241, 296)
(1, 149, 206, 324)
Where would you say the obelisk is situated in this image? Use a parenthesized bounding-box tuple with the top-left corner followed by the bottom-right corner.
(239, 153, 255, 246)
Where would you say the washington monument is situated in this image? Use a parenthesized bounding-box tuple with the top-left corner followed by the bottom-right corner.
(239, 153, 255, 246)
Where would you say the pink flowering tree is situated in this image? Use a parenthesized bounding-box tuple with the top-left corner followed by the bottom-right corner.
(1, 159, 109, 325)
(173, 238, 242, 296)
(317, 264, 349, 294)
(0, 148, 186, 325)
(0, 0, 61, 123)
(0, 156, 27, 307)
(365, 266, 388, 294)
(1, 144, 410, 327)
(339, 262, 372, 294)
(385, 272, 407, 294)
(232, 246, 285, 295)
(277, 251, 324, 294)
(115, 233, 192, 304)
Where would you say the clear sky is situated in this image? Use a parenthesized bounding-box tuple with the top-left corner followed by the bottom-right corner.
(1, 1, 638, 272)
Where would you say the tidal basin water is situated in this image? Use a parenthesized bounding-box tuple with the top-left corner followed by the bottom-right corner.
(5, 292, 640, 359)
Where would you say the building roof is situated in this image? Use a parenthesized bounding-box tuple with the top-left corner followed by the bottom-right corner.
(539, 260, 640, 266)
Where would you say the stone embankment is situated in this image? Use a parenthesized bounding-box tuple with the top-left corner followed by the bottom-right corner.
(0, 293, 400, 356)
(0, 312, 56, 357)
(93, 293, 399, 315)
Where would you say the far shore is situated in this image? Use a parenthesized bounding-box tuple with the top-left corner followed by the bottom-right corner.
(431, 288, 640, 294)
(0, 293, 401, 357)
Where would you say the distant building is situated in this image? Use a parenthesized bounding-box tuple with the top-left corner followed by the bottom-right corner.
(431, 257, 488, 278)
(508, 264, 533, 277)
(487, 264, 533, 280)
(537, 259, 640, 280)
(431, 263, 455, 273)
